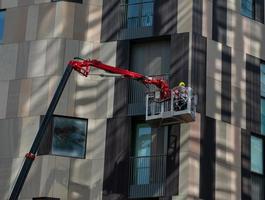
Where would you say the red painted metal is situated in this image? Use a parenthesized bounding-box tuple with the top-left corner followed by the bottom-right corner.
(68, 59, 171, 99)
(25, 152, 35, 160)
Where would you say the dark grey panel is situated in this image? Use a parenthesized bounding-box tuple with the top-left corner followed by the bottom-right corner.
(170, 33, 189, 88)
(103, 117, 131, 200)
(153, 0, 177, 35)
(212, 0, 227, 44)
(101, 0, 120, 42)
(192, 0, 203, 34)
(199, 117, 216, 200)
(165, 124, 180, 196)
(113, 40, 130, 117)
(37, 115, 53, 155)
(221, 45, 231, 123)
(6, 80, 20, 118)
(255, 0, 264, 23)
(191, 33, 207, 114)
(246, 55, 260, 134)
(241, 129, 251, 200)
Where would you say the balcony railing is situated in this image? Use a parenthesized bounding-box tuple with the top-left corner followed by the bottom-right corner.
(128, 74, 169, 115)
(129, 155, 167, 198)
(119, 1, 154, 39)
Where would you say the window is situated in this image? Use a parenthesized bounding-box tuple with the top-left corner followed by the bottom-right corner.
(122, 0, 154, 28)
(241, 0, 254, 18)
(251, 136, 264, 174)
(0, 10, 5, 42)
(241, 0, 264, 23)
(129, 121, 168, 198)
(38, 115, 88, 159)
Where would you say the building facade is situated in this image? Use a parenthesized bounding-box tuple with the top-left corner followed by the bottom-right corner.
(0, 0, 264, 199)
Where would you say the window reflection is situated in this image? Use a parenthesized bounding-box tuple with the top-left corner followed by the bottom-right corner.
(126, 0, 154, 28)
(251, 136, 264, 174)
(241, 0, 254, 19)
(0, 10, 5, 42)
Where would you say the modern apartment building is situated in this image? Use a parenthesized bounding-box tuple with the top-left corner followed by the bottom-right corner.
(0, 0, 264, 199)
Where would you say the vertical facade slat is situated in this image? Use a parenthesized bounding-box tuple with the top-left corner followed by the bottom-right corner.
(165, 124, 180, 196)
(101, 0, 120, 42)
(241, 129, 251, 200)
(199, 117, 216, 200)
(255, 0, 264, 23)
(191, 33, 207, 114)
(103, 117, 131, 200)
(212, 0, 227, 44)
(153, 0, 177, 36)
(221, 45, 231, 123)
(192, 0, 203, 34)
(170, 33, 189, 88)
(246, 55, 261, 134)
(113, 40, 130, 117)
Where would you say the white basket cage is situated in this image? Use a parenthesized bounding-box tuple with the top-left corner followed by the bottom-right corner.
(145, 87, 197, 126)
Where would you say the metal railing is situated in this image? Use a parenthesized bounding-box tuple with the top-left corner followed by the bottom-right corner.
(129, 155, 167, 198)
(120, 1, 154, 29)
(128, 74, 169, 115)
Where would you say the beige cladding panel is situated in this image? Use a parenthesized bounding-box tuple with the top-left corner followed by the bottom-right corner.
(227, 9, 265, 60)
(178, 114, 201, 199)
(0, 157, 24, 199)
(202, 0, 213, 39)
(215, 120, 241, 200)
(37, 3, 56, 39)
(226, 10, 251, 55)
(27, 40, 47, 78)
(177, 0, 193, 33)
(74, 4, 102, 42)
(206, 39, 222, 81)
(18, 79, 32, 117)
(0, 81, 9, 119)
(0, 43, 18, 81)
(3, 6, 28, 43)
(230, 49, 246, 129)
(45, 39, 65, 76)
(29, 76, 49, 116)
(69, 158, 104, 200)
(26, 5, 39, 41)
(206, 77, 222, 121)
(1, 0, 17, 9)
(54, 2, 75, 39)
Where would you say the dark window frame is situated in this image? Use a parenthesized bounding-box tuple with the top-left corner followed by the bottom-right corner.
(241, 0, 264, 23)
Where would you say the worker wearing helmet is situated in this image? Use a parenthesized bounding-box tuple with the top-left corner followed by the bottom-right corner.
(173, 81, 188, 111)
(179, 81, 185, 87)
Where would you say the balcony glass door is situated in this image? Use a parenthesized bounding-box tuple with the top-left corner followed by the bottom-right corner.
(134, 123, 151, 184)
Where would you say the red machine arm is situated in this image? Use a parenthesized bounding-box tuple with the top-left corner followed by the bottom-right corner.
(68, 58, 171, 99)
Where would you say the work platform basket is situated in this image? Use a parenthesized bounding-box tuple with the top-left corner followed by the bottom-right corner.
(145, 87, 197, 126)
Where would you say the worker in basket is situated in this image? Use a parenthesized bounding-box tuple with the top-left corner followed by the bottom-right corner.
(173, 81, 189, 111)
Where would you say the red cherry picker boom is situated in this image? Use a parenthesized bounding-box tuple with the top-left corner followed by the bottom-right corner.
(9, 58, 196, 199)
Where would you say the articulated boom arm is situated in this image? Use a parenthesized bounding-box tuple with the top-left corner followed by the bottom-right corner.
(69, 58, 171, 99)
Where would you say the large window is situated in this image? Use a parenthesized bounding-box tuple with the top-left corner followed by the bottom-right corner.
(38, 115, 88, 159)
(261, 63, 265, 134)
(121, 0, 154, 29)
(0, 10, 5, 43)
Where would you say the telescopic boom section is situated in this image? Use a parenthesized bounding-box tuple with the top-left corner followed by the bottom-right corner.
(69, 59, 171, 99)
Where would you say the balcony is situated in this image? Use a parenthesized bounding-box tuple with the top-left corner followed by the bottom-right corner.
(129, 155, 167, 198)
(119, 1, 154, 39)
